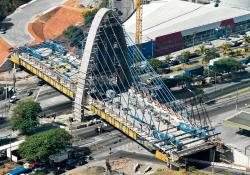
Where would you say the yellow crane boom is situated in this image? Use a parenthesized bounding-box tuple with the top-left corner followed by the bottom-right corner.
(135, 0, 143, 45)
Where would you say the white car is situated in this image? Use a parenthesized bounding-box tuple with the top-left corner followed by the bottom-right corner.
(9, 95, 17, 103)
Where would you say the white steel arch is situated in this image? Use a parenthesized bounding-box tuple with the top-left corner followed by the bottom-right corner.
(74, 8, 113, 121)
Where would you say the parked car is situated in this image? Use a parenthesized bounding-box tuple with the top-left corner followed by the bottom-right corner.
(9, 95, 17, 103)
(37, 79, 45, 86)
(168, 60, 180, 66)
(25, 90, 33, 96)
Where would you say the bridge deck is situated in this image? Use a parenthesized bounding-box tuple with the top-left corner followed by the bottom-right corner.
(9, 53, 215, 162)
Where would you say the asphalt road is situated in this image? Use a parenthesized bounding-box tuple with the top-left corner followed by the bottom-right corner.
(191, 93, 250, 120)
(0, 0, 66, 46)
(72, 123, 115, 139)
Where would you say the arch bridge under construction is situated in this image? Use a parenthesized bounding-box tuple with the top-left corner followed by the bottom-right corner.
(10, 8, 220, 163)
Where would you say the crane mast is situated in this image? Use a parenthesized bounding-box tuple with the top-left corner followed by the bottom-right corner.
(135, 0, 143, 45)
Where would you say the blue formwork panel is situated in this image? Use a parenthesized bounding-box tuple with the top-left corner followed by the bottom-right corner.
(141, 41, 155, 59)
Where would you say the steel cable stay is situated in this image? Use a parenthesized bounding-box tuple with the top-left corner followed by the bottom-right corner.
(105, 18, 181, 140)
(91, 51, 150, 133)
(96, 21, 191, 150)
(98, 25, 170, 135)
(108, 14, 219, 141)
(96, 31, 154, 130)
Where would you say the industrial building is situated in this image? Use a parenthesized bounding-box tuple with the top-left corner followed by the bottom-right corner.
(125, 0, 250, 58)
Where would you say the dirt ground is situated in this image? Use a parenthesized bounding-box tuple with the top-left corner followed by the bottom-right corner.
(0, 163, 18, 175)
(0, 37, 11, 65)
(0, 0, 88, 67)
(65, 158, 167, 175)
(28, 5, 87, 44)
(64, 0, 83, 7)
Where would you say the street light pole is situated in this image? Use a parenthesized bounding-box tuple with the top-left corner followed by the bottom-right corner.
(236, 87, 239, 111)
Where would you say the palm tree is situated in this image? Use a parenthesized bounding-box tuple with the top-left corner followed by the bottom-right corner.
(199, 44, 206, 55)
(165, 55, 172, 62)
(198, 44, 206, 63)
(220, 43, 230, 56)
(243, 35, 250, 52)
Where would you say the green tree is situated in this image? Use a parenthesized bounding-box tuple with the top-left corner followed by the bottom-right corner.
(83, 0, 107, 25)
(178, 51, 191, 64)
(198, 45, 206, 63)
(213, 57, 245, 74)
(243, 35, 250, 52)
(203, 48, 218, 63)
(220, 43, 230, 56)
(165, 55, 172, 62)
(0, 87, 4, 95)
(83, 8, 99, 24)
(11, 100, 42, 134)
(0, 0, 31, 20)
(18, 128, 72, 161)
(198, 45, 206, 55)
(148, 59, 163, 69)
(243, 35, 250, 45)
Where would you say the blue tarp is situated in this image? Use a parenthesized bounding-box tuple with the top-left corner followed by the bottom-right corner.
(7, 166, 28, 175)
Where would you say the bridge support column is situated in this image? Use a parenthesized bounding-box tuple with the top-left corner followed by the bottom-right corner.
(74, 90, 88, 122)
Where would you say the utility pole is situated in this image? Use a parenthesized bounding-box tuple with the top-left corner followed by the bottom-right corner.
(211, 149, 216, 174)
(12, 64, 16, 94)
(214, 71, 217, 92)
(236, 87, 239, 111)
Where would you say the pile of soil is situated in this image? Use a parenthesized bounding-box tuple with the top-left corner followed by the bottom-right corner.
(28, 5, 87, 44)
(0, 37, 11, 65)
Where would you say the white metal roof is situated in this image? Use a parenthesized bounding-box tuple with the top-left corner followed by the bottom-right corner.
(221, 0, 250, 10)
(124, 0, 250, 42)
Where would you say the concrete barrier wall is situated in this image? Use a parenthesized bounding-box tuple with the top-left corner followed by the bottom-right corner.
(232, 148, 250, 168)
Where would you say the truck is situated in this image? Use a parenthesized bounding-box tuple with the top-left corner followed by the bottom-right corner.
(183, 66, 204, 77)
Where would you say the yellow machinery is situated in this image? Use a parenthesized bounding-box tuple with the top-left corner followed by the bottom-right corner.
(135, 0, 143, 45)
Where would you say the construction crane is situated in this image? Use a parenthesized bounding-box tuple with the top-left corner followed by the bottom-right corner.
(135, 0, 143, 45)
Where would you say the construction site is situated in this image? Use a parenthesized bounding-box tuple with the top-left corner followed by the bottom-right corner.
(1, 0, 250, 174)
(8, 4, 221, 165)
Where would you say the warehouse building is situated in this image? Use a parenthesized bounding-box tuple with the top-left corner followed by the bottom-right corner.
(125, 0, 250, 58)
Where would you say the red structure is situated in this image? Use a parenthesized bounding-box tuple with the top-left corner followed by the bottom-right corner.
(220, 18, 235, 29)
(155, 32, 185, 57)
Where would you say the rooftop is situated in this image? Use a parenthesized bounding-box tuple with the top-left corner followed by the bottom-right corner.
(124, 0, 250, 42)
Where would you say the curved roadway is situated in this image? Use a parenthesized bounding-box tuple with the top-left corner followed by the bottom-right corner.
(0, 0, 66, 46)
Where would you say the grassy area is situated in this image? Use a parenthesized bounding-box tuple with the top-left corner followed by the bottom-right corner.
(217, 87, 250, 101)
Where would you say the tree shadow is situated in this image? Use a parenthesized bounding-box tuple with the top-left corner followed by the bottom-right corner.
(236, 129, 250, 137)
(0, 137, 17, 147)
(0, 117, 8, 125)
(0, 19, 14, 30)
(27, 123, 60, 136)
